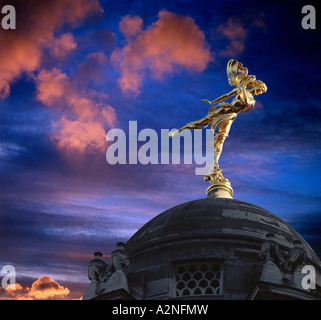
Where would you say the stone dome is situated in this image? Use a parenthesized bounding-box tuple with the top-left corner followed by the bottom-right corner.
(125, 197, 321, 300)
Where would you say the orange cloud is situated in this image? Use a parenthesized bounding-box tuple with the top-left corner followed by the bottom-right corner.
(36, 68, 117, 154)
(0, 276, 83, 300)
(112, 10, 212, 95)
(2, 283, 24, 297)
(0, 0, 103, 99)
(0, 282, 34, 300)
(27, 275, 70, 300)
(216, 17, 248, 57)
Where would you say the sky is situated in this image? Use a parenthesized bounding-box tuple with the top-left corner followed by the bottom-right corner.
(0, 0, 320, 300)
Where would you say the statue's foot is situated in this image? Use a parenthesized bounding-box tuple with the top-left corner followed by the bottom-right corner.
(204, 168, 229, 184)
(204, 172, 220, 183)
(220, 176, 230, 183)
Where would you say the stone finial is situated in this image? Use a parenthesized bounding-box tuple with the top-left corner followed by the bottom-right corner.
(83, 252, 110, 300)
(107, 242, 130, 273)
(105, 242, 130, 293)
(87, 251, 108, 282)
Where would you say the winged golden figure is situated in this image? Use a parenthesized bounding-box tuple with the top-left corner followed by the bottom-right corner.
(169, 59, 267, 194)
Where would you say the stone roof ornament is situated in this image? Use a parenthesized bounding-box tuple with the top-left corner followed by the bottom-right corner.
(107, 242, 130, 274)
(284, 240, 306, 273)
(259, 233, 284, 268)
(83, 251, 110, 300)
(169, 59, 267, 198)
(258, 233, 308, 288)
(82, 243, 130, 300)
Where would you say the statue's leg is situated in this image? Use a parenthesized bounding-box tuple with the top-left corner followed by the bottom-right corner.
(205, 133, 226, 182)
(215, 118, 235, 161)
(204, 130, 225, 182)
(204, 116, 236, 183)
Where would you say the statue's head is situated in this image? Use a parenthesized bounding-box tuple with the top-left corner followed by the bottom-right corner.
(252, 80, 267, 95)
(243, 75, 267, 96)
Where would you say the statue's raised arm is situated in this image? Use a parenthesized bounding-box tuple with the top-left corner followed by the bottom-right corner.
(169, 59, 267, 197)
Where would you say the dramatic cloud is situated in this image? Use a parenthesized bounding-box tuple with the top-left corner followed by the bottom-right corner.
(35, 68, 116, 154)
(0, 0, 103, 99)
(112, 10, 212, 95)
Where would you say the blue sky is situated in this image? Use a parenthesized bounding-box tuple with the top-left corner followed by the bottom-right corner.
(0, 0, 320, 299)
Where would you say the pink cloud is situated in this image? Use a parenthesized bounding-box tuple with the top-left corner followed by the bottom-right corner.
(36, 68, 117, 154)
(36, 68, 70, 107)
(0, 0, 103, 99)
(49, 33, 77, 59)
(112, 10, 212, 95)
(216, 17, 248, 57)
(119, 15, 144, 39)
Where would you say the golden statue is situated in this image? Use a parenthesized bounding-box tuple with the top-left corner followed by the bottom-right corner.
(169, 59, 267, 197)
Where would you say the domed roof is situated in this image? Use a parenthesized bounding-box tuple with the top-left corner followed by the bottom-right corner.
(126, 197, 320, 264)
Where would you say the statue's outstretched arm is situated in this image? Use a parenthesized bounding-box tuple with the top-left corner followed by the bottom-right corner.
(202, 88, 237, 105)
(169, 111, 216, 137)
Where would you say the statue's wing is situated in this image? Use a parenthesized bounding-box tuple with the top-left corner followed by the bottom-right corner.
(227, 59, 248, 86)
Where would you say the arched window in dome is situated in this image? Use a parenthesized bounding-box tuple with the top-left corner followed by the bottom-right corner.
(173, 260, 223, 297)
